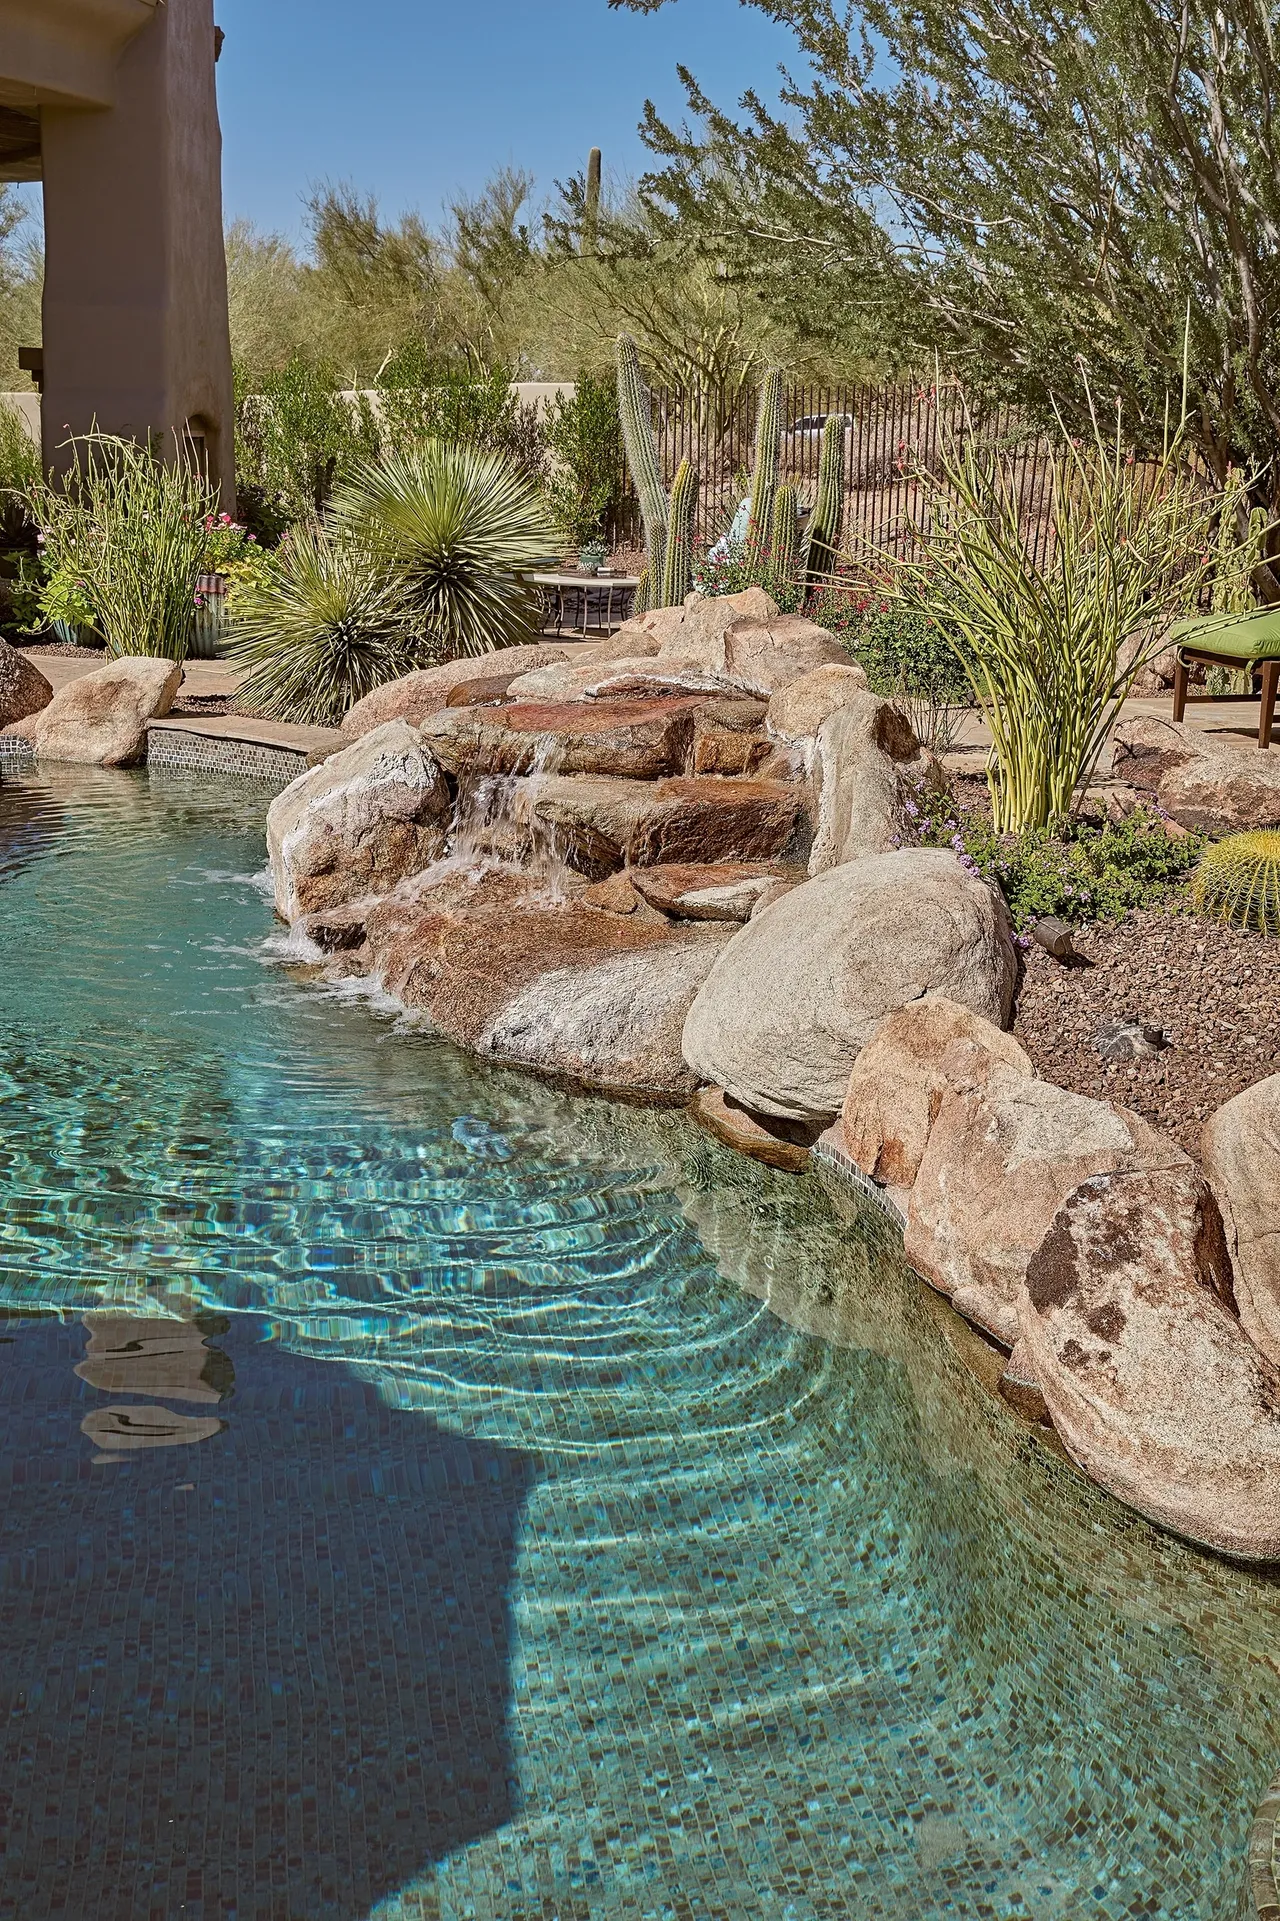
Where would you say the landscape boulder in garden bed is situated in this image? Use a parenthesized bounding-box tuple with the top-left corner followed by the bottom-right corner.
(0, 639, 51, 731)
(4, 654, 181, 767)
(841, 995, 1032, 1193)
(1112, 713, 1280, 833)
(905, 1066, 1192, 1348)
(1016, 1164, 1280, 1562)
(682, 848, 1017, 1129)
(1202, 1073, 1280, 1370)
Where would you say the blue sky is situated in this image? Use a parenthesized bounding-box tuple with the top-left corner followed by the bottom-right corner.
(214, 0, 798, 245)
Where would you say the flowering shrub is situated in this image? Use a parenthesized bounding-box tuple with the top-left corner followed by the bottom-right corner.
(897, 784, 1205, 929)
(692, 536, 805, 612)
(199, 513, 258, 575)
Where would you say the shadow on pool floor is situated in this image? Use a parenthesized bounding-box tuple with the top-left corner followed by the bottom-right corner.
(0, 1313, 537, 1920)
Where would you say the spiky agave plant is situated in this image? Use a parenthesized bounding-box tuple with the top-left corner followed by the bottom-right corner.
(1192, 831, 1280, 934)
(332, 440, 554, 659)
(227, 523, 419, 726)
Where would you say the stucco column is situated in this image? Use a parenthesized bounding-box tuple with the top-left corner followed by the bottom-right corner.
(38, 0, 234, 503)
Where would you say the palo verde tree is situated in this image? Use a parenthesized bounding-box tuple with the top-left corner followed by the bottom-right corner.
(612, 0, 1280, 534)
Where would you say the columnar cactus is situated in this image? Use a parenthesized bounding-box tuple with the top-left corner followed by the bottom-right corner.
(582, 147, 602, 255)
(661, 458, 699, 609)
(771, 482, 800, 582)
(615, 334, 667, 614)
(744, 368, 784, 571)
(805, 413, 847, 587)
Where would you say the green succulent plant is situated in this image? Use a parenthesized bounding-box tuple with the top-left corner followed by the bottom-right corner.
(332, 439, 553, 659)
(660, 458, 699, 608)
(804, 414, 846, 588)
(615, 334, 668, 613)
(1191, 830, 1280, 935)
(744, 367, 783, 572)
(228, 522, 420, 727)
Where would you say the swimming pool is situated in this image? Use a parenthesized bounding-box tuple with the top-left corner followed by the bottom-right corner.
(1, 764, 1278, 1920)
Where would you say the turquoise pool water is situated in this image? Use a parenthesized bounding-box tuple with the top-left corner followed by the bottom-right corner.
(2, 764, 1279, 1921)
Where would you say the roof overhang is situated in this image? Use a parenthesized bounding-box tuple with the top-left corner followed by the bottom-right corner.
(0, 0, 160, 117)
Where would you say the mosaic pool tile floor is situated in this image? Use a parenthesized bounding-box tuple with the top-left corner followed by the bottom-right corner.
(2, 765, 1279, 1920)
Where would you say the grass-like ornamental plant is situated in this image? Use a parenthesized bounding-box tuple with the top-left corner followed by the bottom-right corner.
(1191, 831, 1280, 935)
(227, 523, 419, 726)
(332, 440, 553, 659)
(27, 433, 219, 662)
(900, 417, 1222, 832)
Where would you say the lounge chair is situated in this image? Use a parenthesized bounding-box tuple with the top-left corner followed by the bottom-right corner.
(1169, 606, 1280, 749)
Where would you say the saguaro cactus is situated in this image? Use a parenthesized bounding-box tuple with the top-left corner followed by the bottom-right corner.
(582, 148, 602, 255)
(805, 413, 847, 588)
(771, 483, 800, 582)
(615, 334, 667, 613)
(744, 368, 784, 570)
(661, 458, 699, 608)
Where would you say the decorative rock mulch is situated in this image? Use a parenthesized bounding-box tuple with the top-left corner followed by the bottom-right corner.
(1014, 908, 1280, 1159)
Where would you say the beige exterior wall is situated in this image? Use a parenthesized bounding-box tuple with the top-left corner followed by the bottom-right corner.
(0, 0, 234, 500)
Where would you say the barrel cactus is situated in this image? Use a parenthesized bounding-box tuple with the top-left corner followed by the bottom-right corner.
(1192, 831, 1280, 934)
(744, 368, 784, 571)
(805, 413, 846, 587)
(660, 458, 699, 609)
(615, 335, 667, 614)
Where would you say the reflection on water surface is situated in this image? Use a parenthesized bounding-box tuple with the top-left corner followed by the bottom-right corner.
(0, 766, 1278, 1921)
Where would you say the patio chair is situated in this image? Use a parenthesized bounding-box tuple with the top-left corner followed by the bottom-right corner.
(1169, 605, 1280, 749)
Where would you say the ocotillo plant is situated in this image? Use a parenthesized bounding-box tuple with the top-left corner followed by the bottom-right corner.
(805, 414, 846, 588)
(615, 334, 667, 613)
(771, 483, 800, 582)
(581, 148, 602, 256)
(661, 459, 699, 608)
(744, 368, 784, 571)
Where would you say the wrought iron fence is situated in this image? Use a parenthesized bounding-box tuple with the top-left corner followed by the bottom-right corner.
(606, 380, 1082, 571)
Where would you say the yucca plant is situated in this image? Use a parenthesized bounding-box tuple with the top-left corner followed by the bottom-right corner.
(1192, 832, 1280, 935)
(332, 440, 554, 659)
(900, 419, 1224, 832)
(227, 523, 419, 726)
(27, 432, 218, 661)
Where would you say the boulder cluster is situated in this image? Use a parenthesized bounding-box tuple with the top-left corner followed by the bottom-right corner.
(251, 588, 1280, 1563)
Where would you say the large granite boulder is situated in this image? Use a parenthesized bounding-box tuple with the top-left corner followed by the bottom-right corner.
(1111, 714, 1280, 832)
(906, 1068, 1190, 1348)
(673, 590, 848, 694)
(338, 644, 570, 741)
(266, 719, 451, 922)
(363, 867, 729, 1100)
(1202, 1075, 1280, 1370)
(681, 848, 1016, 1128)
(6, 655, 180, 765)
(0, 638, 51, 729)
(841, 995, 1032, 1192)
(807, 692, 938, 873)
(1017, 1167, 1280, 1560)
(766, 662, 870, 742)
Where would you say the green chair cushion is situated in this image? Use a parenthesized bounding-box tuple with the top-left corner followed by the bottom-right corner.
(1171, 606, 1280, 662)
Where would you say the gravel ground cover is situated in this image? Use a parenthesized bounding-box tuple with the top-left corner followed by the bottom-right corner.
(1014, 908, 1280, 1157)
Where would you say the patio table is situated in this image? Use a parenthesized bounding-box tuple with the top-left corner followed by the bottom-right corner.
(530, 572, 641, 638)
